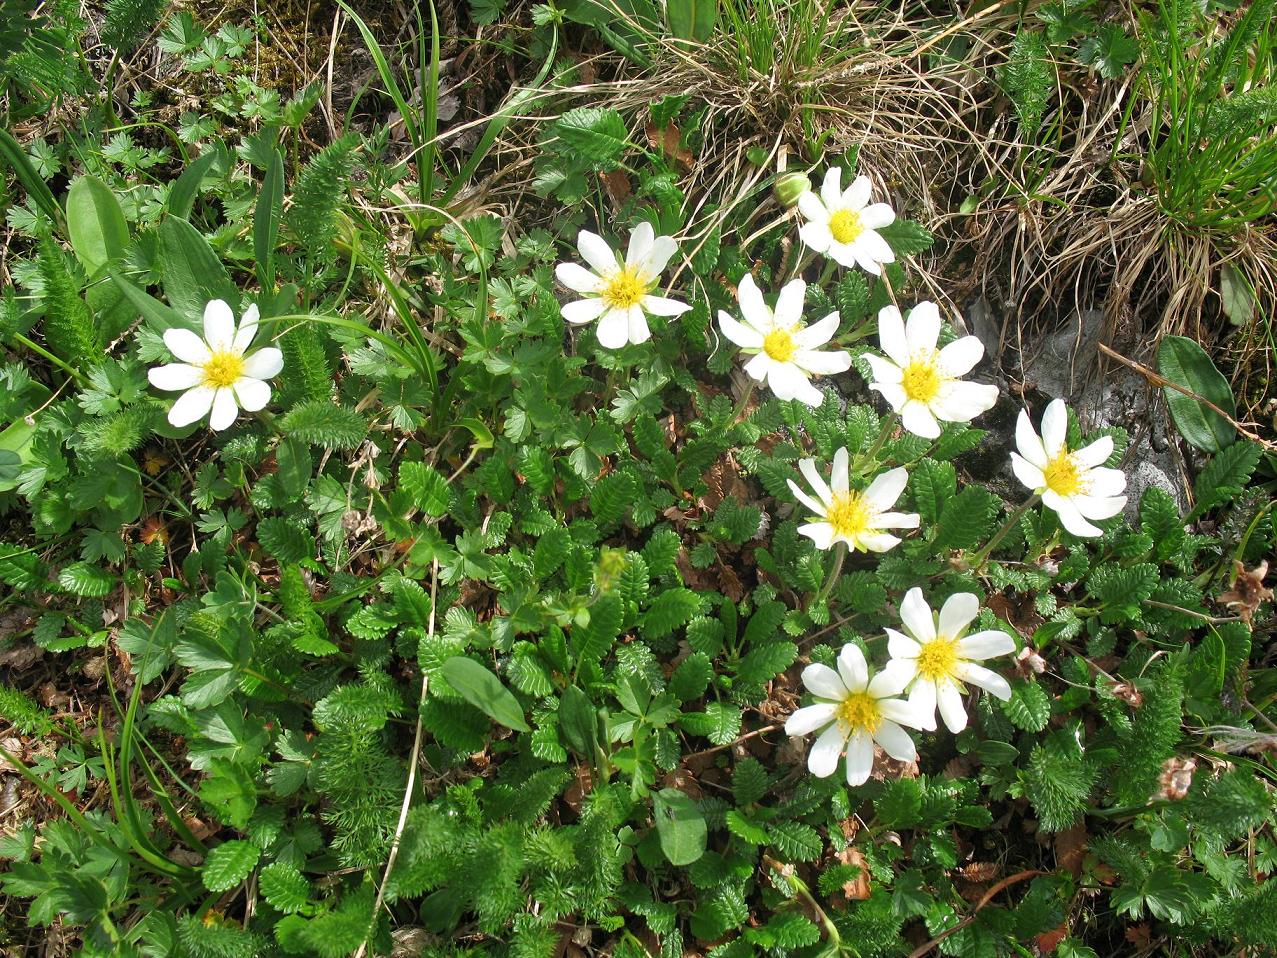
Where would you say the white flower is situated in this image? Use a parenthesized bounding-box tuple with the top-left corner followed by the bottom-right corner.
(147, 300, 283, 432)
(787, 448, 919, 552)
(798, 168, 896, 274)
(862, 302, 999, 439)
(1010, 398, 1128, 537)
(555, 222, 691, 349)
(883, 588, 1016, 734)
(717, 274, 851, 407)
(786, 643, 928, 786)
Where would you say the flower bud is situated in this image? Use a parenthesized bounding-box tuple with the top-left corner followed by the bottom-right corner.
(773, 171, 811, 208)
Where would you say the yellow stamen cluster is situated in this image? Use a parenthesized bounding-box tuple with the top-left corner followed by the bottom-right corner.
(836, 692, 881, 732)
(1043, 452, 1084, 497)
(602, 269, 647, 310)
(826, 491, 871, 540)
(901, 354, 942, 403)
(828, 208, 864, 245)
(203, 351, 245, 388)
(763, 328, 798, 362)
(915, 637, 960, 682)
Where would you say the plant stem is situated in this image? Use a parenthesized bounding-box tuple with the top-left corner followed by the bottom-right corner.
(730, 380, 756, 426)
(852, 412, 898, 475)
(969, 495, 1040, 569)
(813, 542, 847, 608)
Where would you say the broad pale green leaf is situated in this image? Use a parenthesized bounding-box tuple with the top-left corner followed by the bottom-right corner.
(255, 148, 284, 288)
(665, 0, 716, 41)
(440, 656, 530, 732)
(66, 175, 129, 276)
(157, 216, 238, 323)
(558, 684, 598, 757)
(1157, 335, 1235, 452)
(554, 108, 630, 165)
(653, 787, 707, 866)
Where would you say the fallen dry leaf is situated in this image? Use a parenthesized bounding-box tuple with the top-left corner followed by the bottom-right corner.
(1217, 559, 1272, 622)
(835, 845, 871, 900)
(644, 122, 693, 169)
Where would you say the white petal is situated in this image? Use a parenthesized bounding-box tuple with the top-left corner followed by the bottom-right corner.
(877, 695, 927, 728)
(862, 353, 904, 386)
(875, 511, 921, 530)
(937, 683, 968, 733)
(595, 309, 630, 349)
(857, 532, 902, 552)
(767, 362, 812, 402)
(799, 458, 833, 506)
(556, 262, 604, 293)
(785, 703, 838, 736)
(562, 297, 608, 325)
(627, 306, 651, 345)
(931, 381, 999, 422)
(1085, 466, 1127, 498)
(900, 401, 941, 439)
(900, 587, 936, 642)
(577, 230, 620, 276)
(795, 348, 852, 375)
(798, 521, 837, 550)
(737, 274, 771, 332)
(853, 230, 895, 268)
(904, 301, 942, 355)
(837, 643, 868, 692)
(908, 680, 939, 731)
(862, 466, 909, 511)
(208, 387, 239, 431)
(808, 722, 847, 778)
(641, 236, 679, 278)
(799, 220, 832, 253)
(885, 628, 920, 661)
(164, 327, 212, 365)
(873, 719, 916, 763)
(203, 299, 236, 352)
(789, 375, 826, 408)
(167, 385, 215, 427)
(794, 310, 839, 349)
(743, 352, 773, 383)
(1047, 494, 1102, 537)
(842, 174, 872, 210)
(798, 190, 830, 225)
(1015, 409, 1048, 467)
(1075, 435, 1114, 468)
(719, 311, 764, 348)
(937, 592, 980, 640)
(876, 306, 910, 366)
(642, 294, 690, 317)
(937, 335, 984, 378)
(625, 221, 654, 270)
(844, 730, 875, 786)
(828, 240, 862, 270)
(957, 630, 1016, 660)
(148, 363, 204, 391)
(831, 447, 850, 495)
(1075, 494, 1127, 521)
(959, 663, 1012, 701)
(232, 377, 271, 412)
(233, 303, 260, 353)
(820, 167, 844, 208)
(242, 347, 283, 380)
(787, 478, 828, 517)
(859, 202, 895, 230)
(1011, 452, 1047, 492)
(871, 381, 908, 411)
(773, 278, 806, 328)
(1040, 399, 1069, 457)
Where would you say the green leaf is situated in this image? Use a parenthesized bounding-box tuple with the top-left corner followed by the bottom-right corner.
(255, 148, 284, 289)
(258, 861, 310, 914)
(280, 401, 367, 449)
(665, 0, 715, 41)
(553, 108, 631, 166)
(57, 561, 115, 597)
(165, 148, 222, 220)
(1000, 28, 1053, 133)
(440, 656, 530, 732)
(1076, 24, 1139, 79)
(0, 127, 63, 228)
(1157, 335, 1236, 452)
(398, 461, 450, 516)
(1220, 263, 1256, 327)
(256, 517, 315, 564)
(157, 216, 238, 323)
(558, 685, 598, 757)
(668, 652, 712, 702)
(876, 218, 934, 257)
(276, 436, 312, 500)
(576, 594, 623, 664)
(201, 840, 260, 892)
(1192, 440, 1261, 516)
(641, 587, 700, 639)
(66, 175, 129, 276)
(652, 788, 707, 866)
(1002, 680, 1051, 732)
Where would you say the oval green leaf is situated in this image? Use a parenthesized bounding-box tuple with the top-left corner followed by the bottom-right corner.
(652, 787, 707, 866)
(440, 656, 530, 732)
(66, 175, 130, 276)
(1157, 334, 1236, 452)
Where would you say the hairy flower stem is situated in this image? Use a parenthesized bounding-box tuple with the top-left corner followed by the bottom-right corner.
(969, 495, 1041, 569)
(730, 380, 756, 426)
(764, 856, 844, 953)
(852, 412, 898, 475)
(813, 542, 848, 609)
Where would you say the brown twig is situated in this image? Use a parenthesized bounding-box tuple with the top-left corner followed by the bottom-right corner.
(905, 870, 1049, 958)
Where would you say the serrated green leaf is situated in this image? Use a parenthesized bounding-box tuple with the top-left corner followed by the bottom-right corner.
(280, 401, 367, 449)
(398, 460, 450, 516)
(202, 840, 260, 892)
(258, 861, 310, 914)
(1002, 680, 1051, 731)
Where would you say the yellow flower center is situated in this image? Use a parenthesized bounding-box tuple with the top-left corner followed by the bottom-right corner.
(828, 208, 864, 245)
(826, 491, 872, 540)
(901, 353, 942, 403)
(1043, 451, 1084, 497)
(915, 637, 960, 682)
(203, 350, 245, 388)
(763, 328, 798, 362)
(836, 692, 881, 732)
(601, 268, 647, 310)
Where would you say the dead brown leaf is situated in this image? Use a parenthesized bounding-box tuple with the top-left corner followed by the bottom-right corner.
(1054, 823, 1088, 878)
(644, 122, 693, 169)
(835, 846, 871, 900)
(1217, 559, 1273, 622)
